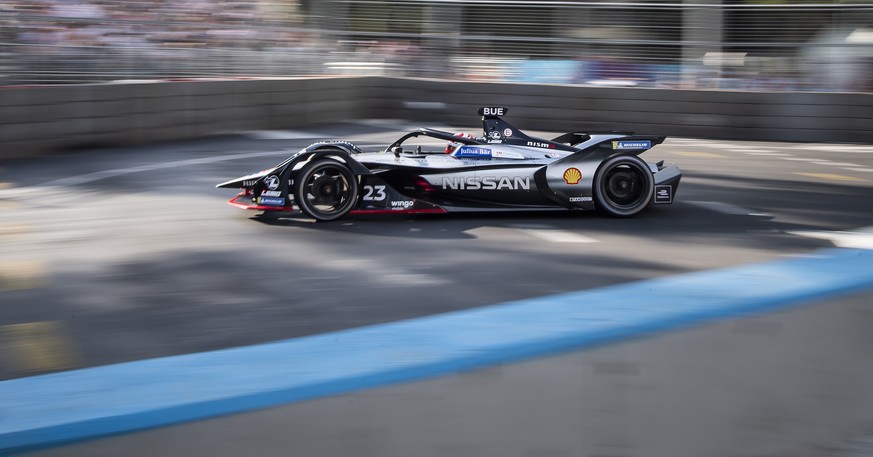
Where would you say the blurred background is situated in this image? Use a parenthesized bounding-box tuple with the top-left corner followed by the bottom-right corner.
(3, 2, 873, 457)
(1, 0, 872, 91)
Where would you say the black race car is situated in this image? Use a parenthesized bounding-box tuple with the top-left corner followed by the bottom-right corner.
(217, 107, 681, 220)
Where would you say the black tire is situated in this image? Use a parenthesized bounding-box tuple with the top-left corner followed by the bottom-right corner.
(293, 159, 359, 221)
(593, 155, 654, 218)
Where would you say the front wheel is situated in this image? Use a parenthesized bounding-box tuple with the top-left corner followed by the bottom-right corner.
(593, 155, 654, 218)
(294, 159, 359, 221)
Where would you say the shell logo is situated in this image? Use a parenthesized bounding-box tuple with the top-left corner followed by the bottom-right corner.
(563, 167, 582, 185)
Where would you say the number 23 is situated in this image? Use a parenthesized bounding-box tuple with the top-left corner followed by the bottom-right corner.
(362, 185, 386, 201)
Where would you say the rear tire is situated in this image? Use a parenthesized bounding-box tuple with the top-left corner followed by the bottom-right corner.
(294, 159, 359, 221)
(593, 155, 654, 218)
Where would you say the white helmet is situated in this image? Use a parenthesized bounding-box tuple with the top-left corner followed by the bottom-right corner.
(445, 132, 475, 154)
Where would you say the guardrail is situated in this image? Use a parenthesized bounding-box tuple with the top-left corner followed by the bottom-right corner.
(1, 77, 872, 160)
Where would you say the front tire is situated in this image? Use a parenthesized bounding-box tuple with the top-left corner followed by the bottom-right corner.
(593, 155, 654, 217)
(294, 159, 359, 221)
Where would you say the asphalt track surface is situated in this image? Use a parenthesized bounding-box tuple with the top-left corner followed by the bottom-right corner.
(4, 121, 873, 456)
(1, 121, 873, 381)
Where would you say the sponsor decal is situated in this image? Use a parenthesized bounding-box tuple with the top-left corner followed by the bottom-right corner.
(441, 176, 531, 191)
(259, 197, 285, 206)
(654, 185, 673, 203)
(261, 190, 281, 197)
(264, 175, 281, 190)
(612, 140, 652, 150)
(527, 141, 554, 149)
(455, 146, 493, 158)
(503, 128, 513, 137)
(491, 150, 525, 159)
(569, 196, 593, 202)
(391, 200, 415, 209)
(479, 107, 506, 116)
(562, 168, 582, 185)
(243, 180, 257, 187)
(488, 131, 502, 140)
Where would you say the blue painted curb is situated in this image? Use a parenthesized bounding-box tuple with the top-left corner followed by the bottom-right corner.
(2, 248, 873, 454)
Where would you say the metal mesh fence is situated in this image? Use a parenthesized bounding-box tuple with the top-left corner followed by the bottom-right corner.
(1, 0, 872, 91)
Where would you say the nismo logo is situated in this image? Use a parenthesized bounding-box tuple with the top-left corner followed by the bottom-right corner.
(441, 176, 531, 190)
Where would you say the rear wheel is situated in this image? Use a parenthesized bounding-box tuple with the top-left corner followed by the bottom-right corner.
(294, 159, 359, 221)
(593, 155, 654, 217)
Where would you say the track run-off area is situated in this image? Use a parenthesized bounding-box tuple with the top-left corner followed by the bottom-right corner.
(2, 120, 873, 455)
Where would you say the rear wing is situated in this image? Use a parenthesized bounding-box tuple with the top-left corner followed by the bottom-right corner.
(478, 106, 524, 143)
(477, 107, 664, 153)
(477, 106, 577, 152)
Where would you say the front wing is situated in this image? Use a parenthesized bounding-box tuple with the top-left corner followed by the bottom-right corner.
(226, 174, 449, 215)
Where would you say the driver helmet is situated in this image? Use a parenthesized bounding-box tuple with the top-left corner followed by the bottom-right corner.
(445, 132, 475, 154)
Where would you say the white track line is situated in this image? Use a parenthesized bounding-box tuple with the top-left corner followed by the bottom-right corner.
(508, 224, 598, 243)
(797, 145, 873, 153)
(520, 229, 599, 243)
(789, 226, 873, 250)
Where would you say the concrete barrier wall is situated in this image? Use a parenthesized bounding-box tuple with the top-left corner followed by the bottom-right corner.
(2, 77, 872, 160)
(375, 78, 873, 143)
(0, 77, 378, 160)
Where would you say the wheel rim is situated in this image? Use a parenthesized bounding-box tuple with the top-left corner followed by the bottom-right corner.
(601, 164, 648, 210)
(310, 175, 342, 205)
(301, 164, 355, 218)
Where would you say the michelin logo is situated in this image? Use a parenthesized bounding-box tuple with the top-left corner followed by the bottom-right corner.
(612, 140, 652, 150)
(569, 196, 592, 202)
(260, 197, 285, 206)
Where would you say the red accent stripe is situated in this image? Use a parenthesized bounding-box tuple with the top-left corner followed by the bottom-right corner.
(227, 194, 445, 215)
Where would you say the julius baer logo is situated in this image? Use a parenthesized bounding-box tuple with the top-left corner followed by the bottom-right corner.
(441, 176, 531, 190)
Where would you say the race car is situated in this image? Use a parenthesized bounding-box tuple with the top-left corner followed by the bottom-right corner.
(217, 107, 681, 220)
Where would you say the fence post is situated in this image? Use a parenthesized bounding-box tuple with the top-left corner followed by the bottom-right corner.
(682, 0, 724, 89)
